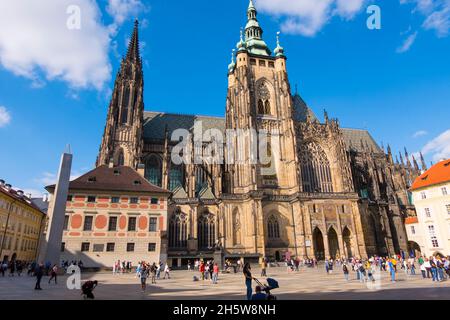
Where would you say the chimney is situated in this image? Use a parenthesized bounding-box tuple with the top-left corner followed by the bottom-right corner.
(0, 179, 5, 187)
(43, 193, 49, 202)
(109, 158, 114, 169)
(137, 164, 145, 178)
(27, 193, 32, 199)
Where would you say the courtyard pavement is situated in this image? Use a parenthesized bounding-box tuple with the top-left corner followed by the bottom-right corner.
(0, 266, 449, 300)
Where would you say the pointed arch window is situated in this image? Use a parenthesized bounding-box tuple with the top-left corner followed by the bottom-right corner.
(232, 209, 241, 246)
(267, 215, 280, 239)
(145, 155, 162, 187)
(120, 85, 130, 124)
(300, 142, 333, 193)
(257, 82, 271, 115)
(117, 150, 125, 166)
(169, 164, 184, 191)
(198, 211, 215, 250)
(195, 166, 208, 194)
(169, 211, 187, 249)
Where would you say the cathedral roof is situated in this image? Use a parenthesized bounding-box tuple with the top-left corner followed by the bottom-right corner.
(341, 128, 383, 154)
(411, 159, 450, 191)
(46, 165, 170, 195)
(143, 111, 225, 142)
(292, 93, 318, 122)
(143, 110, 383, 154)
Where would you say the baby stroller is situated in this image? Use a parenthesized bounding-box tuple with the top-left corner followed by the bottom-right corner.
(254, 278, 279, 300)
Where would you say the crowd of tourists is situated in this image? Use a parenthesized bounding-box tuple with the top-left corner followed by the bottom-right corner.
(322, 254, 450, 283)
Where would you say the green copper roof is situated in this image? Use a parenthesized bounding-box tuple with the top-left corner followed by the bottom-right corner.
(244, 0, 271, 56)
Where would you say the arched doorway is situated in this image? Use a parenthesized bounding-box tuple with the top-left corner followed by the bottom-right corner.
(275, 251, 281, 261)
(313, 227, 325, 260)
(407, 241, 421, 258)
(343, 227, 353, 258)
(328, 227, 339, 259)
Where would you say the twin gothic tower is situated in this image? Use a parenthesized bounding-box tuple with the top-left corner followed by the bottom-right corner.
(97, 1, 413, 263)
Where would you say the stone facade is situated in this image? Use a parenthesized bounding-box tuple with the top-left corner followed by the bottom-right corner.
(96, 3, 422, 265)
(0, 181, 46, 262)
(45, 165, 170, 268)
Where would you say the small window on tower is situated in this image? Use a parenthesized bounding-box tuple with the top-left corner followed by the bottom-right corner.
(250, 59, 257, 65)
(269, 61, 275, 68)
(259, 60, 266, 67)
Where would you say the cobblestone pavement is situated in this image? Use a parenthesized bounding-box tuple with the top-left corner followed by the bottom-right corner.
(0, 266, 449, 300)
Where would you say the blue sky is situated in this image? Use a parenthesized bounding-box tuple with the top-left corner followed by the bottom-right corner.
(0, 0, 449, 197)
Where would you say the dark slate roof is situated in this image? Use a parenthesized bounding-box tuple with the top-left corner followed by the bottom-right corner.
(143, 111, 225, 142)
(46, 165, 170, 194)
(341, 128, 383, 154)
(31, 198, 49, 214)
(0, 185, 45, 214)
(292, 94, 318, 122)
(143, 111, 383, 154)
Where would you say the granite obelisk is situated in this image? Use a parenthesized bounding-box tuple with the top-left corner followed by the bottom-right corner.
(39, 149, 72, 265)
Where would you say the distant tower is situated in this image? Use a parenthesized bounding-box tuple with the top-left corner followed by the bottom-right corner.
(97, 20, 144, 168)
(39, 150, 72, 265)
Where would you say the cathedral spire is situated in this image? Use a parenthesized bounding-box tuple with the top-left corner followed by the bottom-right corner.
(125, 19, 141, 63)
(412, 154, 420, 172)
(404, 147, 412, 168)
(244, 0, 271, 56)
(420, 152, 427, 171)
(387, 144, 393, 164)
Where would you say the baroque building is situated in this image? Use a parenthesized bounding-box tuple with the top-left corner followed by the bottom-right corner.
(97, 1, 423, 266)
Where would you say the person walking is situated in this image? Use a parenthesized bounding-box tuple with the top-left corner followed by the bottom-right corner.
(420, 261, 427, 278)
(243, 262, 253, 301)
(156, 262, 161, 280)
(187, 260, 191, 272)
(48, 265, 58, 284)
(208, 261, 214, 280)
(34, 263, 44, 290)
(261, 258, 267, 277)
(150, 263, 157, 284)
(199, 261, 205, 280)
(388, 259, 396, 283)
(436, 257, 445, 282)
(430, 257, 438, 282)
(139, 265, 149, 292)
(424, 258, 431, 278)
(164, 263, 171, 279)
(212, 263, 219, 284)
(342, 263, 349, 281)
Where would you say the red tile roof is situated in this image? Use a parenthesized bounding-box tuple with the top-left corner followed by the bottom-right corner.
(46, 165, 170, 195)
(405, 217, 418, 225)
(411, 159, 450, 191)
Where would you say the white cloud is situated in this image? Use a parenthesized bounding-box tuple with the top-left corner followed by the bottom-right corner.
(106, 0, 147, 30)
(34, 170, 82, 187)
(413, 130, 428, 138)
(0, 106, 11, 127)
(256, 0, 367, 36)
(401, 0, 450, 37)
(0, 0, 145, 91)
(421, 129, 450, 162)
(423, 4, 450, 36)
(22, 188, 46, 199)
(397, 31, 418, 53)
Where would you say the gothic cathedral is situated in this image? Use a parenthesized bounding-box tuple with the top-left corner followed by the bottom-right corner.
(97, 1, 424, 265)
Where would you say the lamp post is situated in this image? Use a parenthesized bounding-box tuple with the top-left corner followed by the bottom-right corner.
(0, 198, 17, 262)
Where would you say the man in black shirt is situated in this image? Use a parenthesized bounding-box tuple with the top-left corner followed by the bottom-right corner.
(34, 263, 44, 290)
(243, 262, 253, 300)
